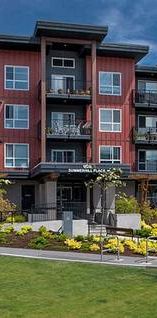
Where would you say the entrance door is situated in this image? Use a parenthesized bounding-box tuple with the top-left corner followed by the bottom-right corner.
(57, 186, 72, 203)
(22, 185, 35, 210)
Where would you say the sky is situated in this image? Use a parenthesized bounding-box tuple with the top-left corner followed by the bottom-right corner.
(0, 0, 156, 65)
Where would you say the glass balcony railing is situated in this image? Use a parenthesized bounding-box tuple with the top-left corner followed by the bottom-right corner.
(46, 120, 92, 138)
(133, 127, 157, 143)
(46, 78, 92, 98)
(134, 90, 157, 106)
(138, 160, 157, 172)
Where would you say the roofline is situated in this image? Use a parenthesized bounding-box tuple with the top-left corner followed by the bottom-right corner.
(34, 20, 108, 42)
(135, 65, 157, 73)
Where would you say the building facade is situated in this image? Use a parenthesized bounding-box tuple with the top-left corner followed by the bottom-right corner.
(0, 20, 156, 218)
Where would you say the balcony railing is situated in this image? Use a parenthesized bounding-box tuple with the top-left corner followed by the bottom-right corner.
(138, 160, 157, 172)
(133, 127, 157, 143)
(46, 120, 92, 139)
(46, 78, 92, 99)
(134, 90, 157, 106)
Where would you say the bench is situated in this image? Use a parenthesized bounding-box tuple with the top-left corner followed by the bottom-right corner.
(105, 226, 134, 239)
(100, 226, 135, 261)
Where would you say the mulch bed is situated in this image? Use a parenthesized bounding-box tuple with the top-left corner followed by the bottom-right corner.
(0, 231, 150, 257)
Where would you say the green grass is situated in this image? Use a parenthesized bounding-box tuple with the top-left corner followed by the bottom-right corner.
(0, 257, 157, 318)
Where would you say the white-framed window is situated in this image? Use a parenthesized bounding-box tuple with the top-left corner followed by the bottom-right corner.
(99, 146, 121, 164)
(138, 80, 157, 92)
(138, 115, 157, 132)
(51, 149, 75, 163)
(4, 104, 29, 129)
(51, 75, 75, 94)
(99, 109, 121, 132)
(52, 57, 75, 68)
(51, 112, 75, 127)
(5, 65, 29, 90)
(5, 143, 29, 168)
(99, 72, 121, 96)
(138, 150, 157, 172)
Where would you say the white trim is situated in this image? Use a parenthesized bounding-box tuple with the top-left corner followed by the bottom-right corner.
(99, 108, 121, 132)
(99, 145, 122, 164)
(51, 149, 75, 163)
(51, 74, 75, 91)
(51, 57, 75, 69)
(4, 143, 29, 168)
(4, 104, 29, 129)
(138, 149, 157, 171)
(4, 65, 29, 91)
(99, 71, 121, 96)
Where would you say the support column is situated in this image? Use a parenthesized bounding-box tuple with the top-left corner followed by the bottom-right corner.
(91, 41, 96, 163)
(105, 186, 115, 213)
(41, 37, 46, 162)
(93, 184, 101, 214)
(45, 180, 57, 220)
(86, 186, 90, 215)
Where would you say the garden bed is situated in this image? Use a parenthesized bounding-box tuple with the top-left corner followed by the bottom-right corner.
(1, 223, 157, 258)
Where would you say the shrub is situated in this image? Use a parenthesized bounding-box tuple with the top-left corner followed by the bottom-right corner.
(116, 193, 140, 214)
(0, 232, 7, 243)
(64, 239, 82, 250)
(57, 233, 68, 242)
(6, 214, 26, 223)
(38, 225, 47, 235)
(3, 226, 14, 234)
(29, 236, 49, 249)
(74, 235, 85, 242)
(104, 238, 124, 254)
(89, 243, 100, 252)
(16, 225, 32, 236)
(140, 202, 157, 224)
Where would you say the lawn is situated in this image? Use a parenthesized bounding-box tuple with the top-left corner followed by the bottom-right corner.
(0, 257, 157, 318)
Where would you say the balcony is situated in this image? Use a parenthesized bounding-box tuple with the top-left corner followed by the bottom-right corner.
(46, 78, 92, 103)
(133, 127, 157, 144)
(138, 160, 157, 172)
(133, 90, 157, 108)
(46, 120, 92, 140)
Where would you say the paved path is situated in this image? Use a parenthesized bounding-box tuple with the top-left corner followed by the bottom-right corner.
(1, 247, 157, 268)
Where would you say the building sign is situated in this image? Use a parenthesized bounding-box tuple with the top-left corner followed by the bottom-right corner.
(68, 164, 107, 173)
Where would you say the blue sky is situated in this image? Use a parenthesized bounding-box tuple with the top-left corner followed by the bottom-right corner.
(0, 0, 156, 64)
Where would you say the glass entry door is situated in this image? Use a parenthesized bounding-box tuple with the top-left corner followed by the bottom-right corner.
(57, 186, 72, 203)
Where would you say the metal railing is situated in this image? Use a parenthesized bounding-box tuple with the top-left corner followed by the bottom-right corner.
(133, 127, 157, 143)
(46, 119, 92, 137)
(46, 78, 92, 97)
(134, 90, 157, 105)
(138, 160, 157, 172)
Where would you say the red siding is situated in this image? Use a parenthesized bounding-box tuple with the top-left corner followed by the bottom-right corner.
(0, 49, 41, 171)
(86, 56, 135, 168)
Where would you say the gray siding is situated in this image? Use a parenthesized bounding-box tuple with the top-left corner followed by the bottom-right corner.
(47, 141, 86, 162)
(46, 50, 86, 91)
(46, 104, 86, 127)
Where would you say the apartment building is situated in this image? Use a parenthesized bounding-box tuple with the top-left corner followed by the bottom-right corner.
(0, 20, 154, 218)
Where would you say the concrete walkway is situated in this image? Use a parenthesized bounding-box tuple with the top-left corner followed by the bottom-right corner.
(1, 247, 157, 268)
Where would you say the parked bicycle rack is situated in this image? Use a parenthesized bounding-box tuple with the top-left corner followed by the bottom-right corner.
(100, 235, 120, 262)
(146, 236, 157, 263)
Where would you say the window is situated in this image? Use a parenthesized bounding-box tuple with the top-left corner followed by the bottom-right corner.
(5, 144, 29, 168)
(138, 150, 157, 172)
(138, 80, 157, 92)
(52, 57, 75, 68)
(138, 115, 157, 132)
(51, 150, 75, 163)
(100, 146, 121, 163)
(51, 75, 75, 94)
(99, 109, 121, 132)
(5, 105, 29, 129)
(99, 72, 121, 95)
(51, 112, 75, 127)
(5, 66, 29, 90)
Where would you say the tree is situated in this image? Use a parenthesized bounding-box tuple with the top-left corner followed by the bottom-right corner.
(86, 168, 124, 224)
(0, 176, 16, 220)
